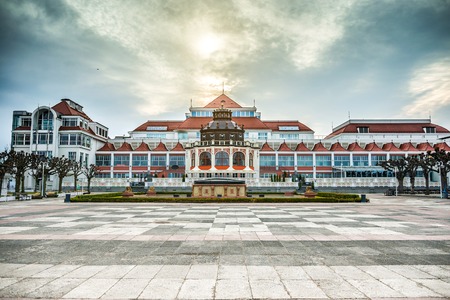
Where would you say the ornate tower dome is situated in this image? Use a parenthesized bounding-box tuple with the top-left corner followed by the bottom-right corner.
(200, 100, 244, 143)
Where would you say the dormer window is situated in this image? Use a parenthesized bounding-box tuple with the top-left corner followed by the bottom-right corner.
(423, 127, 436, 133)
(357, 127, 369, 133)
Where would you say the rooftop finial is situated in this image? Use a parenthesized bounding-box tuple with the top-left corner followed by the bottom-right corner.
(222, 82, 225, 94)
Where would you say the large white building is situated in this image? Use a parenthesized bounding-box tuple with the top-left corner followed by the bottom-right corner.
(10, 94, 450, 191)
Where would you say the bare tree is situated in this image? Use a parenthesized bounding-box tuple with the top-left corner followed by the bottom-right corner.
(380, 158, 408, 194)
(53, 157, 72, 193)
(418, 152, 436, 195)
(430, 148, 450, 199)
(71, 161, 83, 191)
(405, 155, 420, 193)
(9, 151, 33, 199)
(0, 150, 14, 196)
(83, 164, 99, 193)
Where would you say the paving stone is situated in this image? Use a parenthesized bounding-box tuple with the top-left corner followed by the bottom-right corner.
(0, 278, 53, 298)
(249, 279, 290, 299)
(218, 265, 248, 280)
(381, 278, 441, 297)
(275, 266, 310, 280)
(347, 278, 404, 298)
(154, 265, 190, 279)
(186, 265, 218, 279)
(0, 278, 18, 290)
(414, 279, 450, 297)
(25, 278, 85, 298)
(62, 278, 118, 298)
(124, 265, 162, 279)
(63, 265, 107, 278)
(93, 264, 135, 278)
(282, 279, 328, 298)
(139, 278, 183, 299)
(215, 279, 252, 299)
(31, 264, 80, 278)
(316, 278, 366, 298)
(177, 279, 215, 299)
(101, 278, 149, 299)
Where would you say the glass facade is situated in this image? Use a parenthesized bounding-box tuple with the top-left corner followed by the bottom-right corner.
(334, 155, 350, 167)
(353, 155, 369, 167)
(114, 155, 130, 166)
(278, 155, 294, 166)
(151, 155, 166, 166)
(132, 154, 148, 166)
(316, 155, 331, 166)
(260, 155, 276, 166)
(297, 155, 313, 166)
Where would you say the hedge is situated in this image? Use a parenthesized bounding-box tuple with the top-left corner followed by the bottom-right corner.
(71, 194, 362, 203)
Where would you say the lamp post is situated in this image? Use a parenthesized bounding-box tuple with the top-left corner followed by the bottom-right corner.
(394, 167, 398, 196)
(41, 161, 46, 197)
(438, 162, 443, 199)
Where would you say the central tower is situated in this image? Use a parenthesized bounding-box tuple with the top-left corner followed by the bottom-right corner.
(185, 100, 260, 179)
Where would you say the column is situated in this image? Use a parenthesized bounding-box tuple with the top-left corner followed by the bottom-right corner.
(294, 153, 298, 172)
(312, 153, 316, 179)
(129, 153, 132, 178)
(211, 150, 216, 171)
(110, 153, 114, 178)
(244, 148, 251, 170)
(275, 152, 279, 171)
(193, 148, 199, 171)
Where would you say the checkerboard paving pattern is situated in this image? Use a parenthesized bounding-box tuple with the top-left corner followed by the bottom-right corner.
(0, 194, 449, 298)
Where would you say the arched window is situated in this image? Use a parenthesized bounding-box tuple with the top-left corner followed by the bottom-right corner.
(249, 152, 253, 167)
(199, 152, 211, 166)
(37, 110, 53, 130)
(233, 152, 245, 166)
(215, 151, 229, 166)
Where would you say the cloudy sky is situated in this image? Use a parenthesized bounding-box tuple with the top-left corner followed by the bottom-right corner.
(1, 0, 450, 148)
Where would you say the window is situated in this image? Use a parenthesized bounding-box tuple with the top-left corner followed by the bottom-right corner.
(63, 118, 78, 127)
(390, 155, 405, 161)
(260, 155, 276, 167)
(279, 133, 299, 140)
(169, 155, 185, 167)
(371, 155, 387, 166)
(297, 155, 313, 167)
(199, 152, 211, 166)
(278, 155, 294, 166)
(215, 151, 229, 166)
(233, 152, 245, 166)
(423, 127, 436, 133)
(316, 155, 331, 166)
(84, 153, 89, 167)
(37, 110, 53, 130)
(249, 153, 254, 167)
(34, 132, 53, 144)
(178, 132, 188, 140)
(146, 126, 167, 131)
(357, 127, 369, 133)
(132, 154, 148, 166)
(68, 152, 76, 161)
(258, 132, 268, 140)
(279, 126, 299, 131)
(353, 155, 368, 167)
(151, 155, 166, 166)
(12, 133, 31, 146)
(95, 173, 110, 178)
(60, 134, 69, 145)
(334, 155, 350, 167)
(32, 151, 52, 158)
(96, 155, 111, 166)
(113, 173, 129, 178)
(114, 155, 130, 166)
(147, 133, 167, 139)
(21, 118, 31, 127)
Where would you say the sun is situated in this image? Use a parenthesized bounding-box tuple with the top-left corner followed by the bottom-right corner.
(196, 34, 222, 57)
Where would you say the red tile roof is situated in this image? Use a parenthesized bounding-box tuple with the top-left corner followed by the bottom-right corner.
(203, 94, 242, 108)
(134, 142, 150, 151)
(399, 142, 418, 151)
(97, 142, 116, 151)
(171, 142, 185, 151)
(153, 141, 168, 151)
(416, 142, 434, 152)
(326, 121, 450, 138)
(365, 142, 383, 151)
(177, 117, 269, 130)
(262, 121, 313, 132)
(434, 142, 450, 151)
(13, 126, 31, 131)
(59, 126, 98, 137)
(116, 142, 133, 151)
(347, 142, 365, 152)
(277, 142, 292, 152)
(133, 121, 183, 132)
(52, 100, 93, 122)
(330, 142, 346, 152)
(382, 142, 401, 151)
(260, 142, 274, 151)
(295, 142, 310, 151)
(312, 142, 328, 151)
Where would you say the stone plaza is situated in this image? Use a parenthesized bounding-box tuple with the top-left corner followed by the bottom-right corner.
(0, 195, 449, 299)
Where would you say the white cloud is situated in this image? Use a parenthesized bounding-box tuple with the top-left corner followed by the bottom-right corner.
(403, 58, 450, 117)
